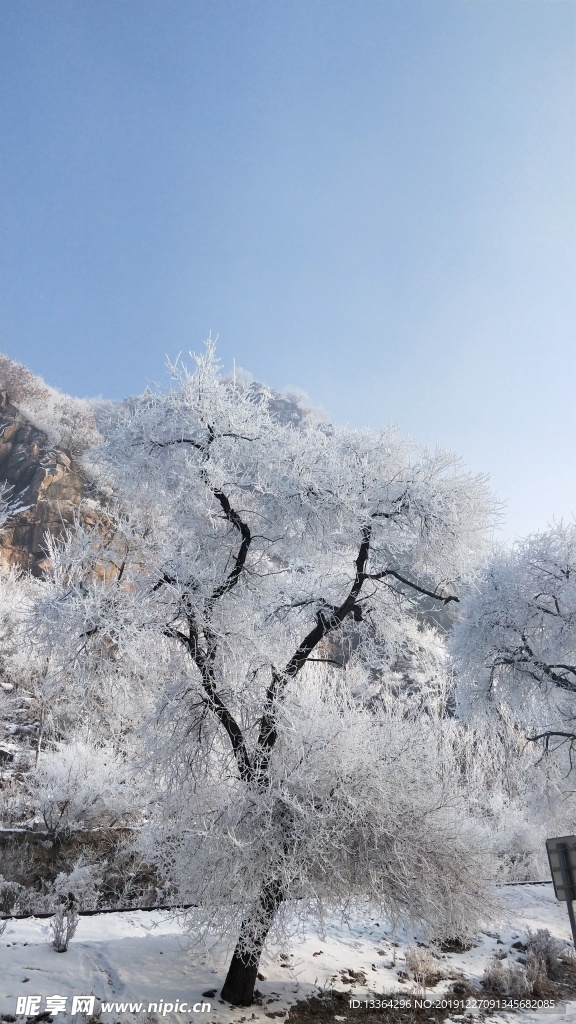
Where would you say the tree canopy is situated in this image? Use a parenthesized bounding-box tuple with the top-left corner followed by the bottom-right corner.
(26, 343, 501, 1004)
(451, 521, 576, 766)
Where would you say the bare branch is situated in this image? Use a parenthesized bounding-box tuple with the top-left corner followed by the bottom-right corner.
(255, 524, 372, 765)
(166, 625, 254, 784)
(365, 568, 458, 604)
(209, 489, 252, 603)
(150, 431, 257, 452)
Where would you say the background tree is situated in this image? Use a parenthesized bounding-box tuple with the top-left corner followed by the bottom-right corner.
(29, 342, 498, 1005)
(451, 522, 576, 766)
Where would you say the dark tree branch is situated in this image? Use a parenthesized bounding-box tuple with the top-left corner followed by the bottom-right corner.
(529, 731, 576, 744)
(152, 431, 254, 604)
(151, 432, 255, 780)
(534, 593, 561, 616)
(195, 666, 253, 784)
(255, 524, 373, 768)
(151, 437, 203, 450)
(166, 625, 253, 783)
(209, 489, 252, 602)
(163, 626, 191, 648)
(151, 572, 177, 592)
(162, 611, 255, 779)
(150, 432, 256, 452)
(306, 657, 346, 667)
(519, 635, 576, 692)
(365, 569, 459, 604)
(528, 731, 576, 771)
(255, 518, 463, 777)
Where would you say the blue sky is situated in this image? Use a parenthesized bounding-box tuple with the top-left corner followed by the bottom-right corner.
(1, 0, 574, 541)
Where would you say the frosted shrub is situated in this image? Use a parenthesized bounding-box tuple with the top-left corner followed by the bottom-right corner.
(50, 903, 79, 952)
(527, 929, 565, 982)
(481, 929, 572, 1000)
(525, 952, 550, 995)
(405, 946, 443, 988)
(31, 739, 138, 834)
(482, 957, 531, 998)
(50, 858, 103, 912)
(0, 876, 26, 931)
(482, 939, 561, 999)
(0, 354, 99, 456)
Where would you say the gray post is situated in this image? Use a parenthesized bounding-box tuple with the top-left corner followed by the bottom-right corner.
(558, 842, 576, 948)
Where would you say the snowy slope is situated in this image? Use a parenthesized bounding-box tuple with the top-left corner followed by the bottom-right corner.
(1, 884, 575, 1024)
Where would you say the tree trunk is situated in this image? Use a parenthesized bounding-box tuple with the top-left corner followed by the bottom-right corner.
(221, 878, 283, 1006)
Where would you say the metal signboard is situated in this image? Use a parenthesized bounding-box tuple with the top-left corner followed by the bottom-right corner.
(546, 835, 576, 947)
(546, 835, 576, 901)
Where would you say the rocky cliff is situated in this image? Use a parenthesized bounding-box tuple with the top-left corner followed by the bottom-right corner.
(0, 356, 102, 575)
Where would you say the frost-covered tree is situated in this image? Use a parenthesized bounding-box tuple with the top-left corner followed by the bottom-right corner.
(451, 523, 576, 765)
(29, 342, 498, 1004)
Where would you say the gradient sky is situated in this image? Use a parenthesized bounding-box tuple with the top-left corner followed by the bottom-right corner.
(1, 0, 574, 542)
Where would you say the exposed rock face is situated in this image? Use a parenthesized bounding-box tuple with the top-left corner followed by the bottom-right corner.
(0, 390, 100, 575)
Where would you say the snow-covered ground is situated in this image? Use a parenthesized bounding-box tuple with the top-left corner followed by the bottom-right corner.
(1, 884, 575, 1024)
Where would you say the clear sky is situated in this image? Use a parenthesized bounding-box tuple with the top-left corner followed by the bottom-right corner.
(1, 0, 574, 542)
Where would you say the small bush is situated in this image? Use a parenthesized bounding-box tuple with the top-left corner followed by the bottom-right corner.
(50, 903, 79, 952)
(526, 929, 565, 982)
(0, 876, 27, 931)
(482, 931, 568, 999)
(51, 858, 103, 911)
(482, 957, 531, 998)
(405, 946, 444, 988)
(525, 952, 550, 996)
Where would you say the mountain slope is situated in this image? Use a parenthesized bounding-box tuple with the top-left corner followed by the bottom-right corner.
(0, 356, 102, 574)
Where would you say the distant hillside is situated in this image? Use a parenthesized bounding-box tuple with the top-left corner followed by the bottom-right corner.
(0, 354, 101, 455)
(0, 356, 104, 574)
